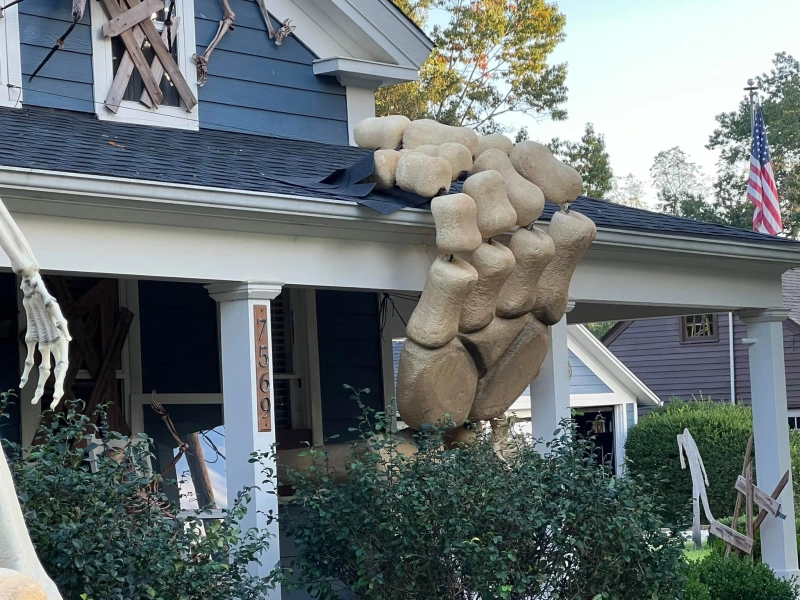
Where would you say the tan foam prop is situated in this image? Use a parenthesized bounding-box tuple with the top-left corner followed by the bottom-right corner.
(403, 119, 479, 157)
(510, 140, 583, 207)
(473, 149, 545, 226)
(353, 115, 410, 150)
(496, 227, 555, 319)
(431, 194, 482, 255)
(370, 149, 401, 190)
(462, 170, 517, 239)
(396, 153, 452, 198)
(459, 241, 515, 333)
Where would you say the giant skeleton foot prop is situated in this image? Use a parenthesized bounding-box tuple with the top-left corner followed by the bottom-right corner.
(350, 118, 599, 432)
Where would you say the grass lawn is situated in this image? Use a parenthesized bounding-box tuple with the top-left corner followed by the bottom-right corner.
(684, 539, 711, 562)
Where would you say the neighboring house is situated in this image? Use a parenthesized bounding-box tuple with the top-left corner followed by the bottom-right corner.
(0, 0, 799, 592)
(604, 268, 800, 424)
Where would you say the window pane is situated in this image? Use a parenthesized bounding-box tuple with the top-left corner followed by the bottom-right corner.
(682, 314, 715, 340)
(143, 403, 226, 510)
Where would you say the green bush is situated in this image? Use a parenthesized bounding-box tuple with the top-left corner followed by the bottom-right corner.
(283, 405, 686, 600)
(686, 552, 800, 600)
(625, 398, 800, 527)
(1, 398, 280, 600)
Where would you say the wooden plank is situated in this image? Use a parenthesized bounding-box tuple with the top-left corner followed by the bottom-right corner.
(102, 0, 164, 38)
(85, 306, 134, 420)
(99, 0, 164, 107)
(754, 471, 791, 532)
(726, 435, 752, 558)
(711, 520, 754, 555)
(746, 463, 754, 562)
(254, 304, 272, 433)
(736, 475, 782, 518)
(105, 19, 148, 112)
(122, 0, 197, 111)
(140, 16, 179, 108)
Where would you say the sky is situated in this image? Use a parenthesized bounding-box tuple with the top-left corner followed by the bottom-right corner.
(490, 0, 800, 202)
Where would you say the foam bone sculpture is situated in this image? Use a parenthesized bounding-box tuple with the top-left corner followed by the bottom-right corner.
(0, 198, 65, 600)
(473, 149, 545, 226)
(353, 115, 411, 150)
(461, 170, 517, 239)
(510, 140, 583, 207)
(431, 194, 482, 255)
(476, 134, 513, 158)
(0, 569, 47, 600)
(395, 152, 452, 198)
(403, 119, 479, 157)
(369, 149, 401, 190)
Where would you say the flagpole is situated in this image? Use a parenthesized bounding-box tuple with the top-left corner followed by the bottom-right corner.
(744, 78, 759, 134)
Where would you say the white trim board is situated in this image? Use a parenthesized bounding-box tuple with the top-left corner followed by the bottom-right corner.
(0, 4, 23, 108)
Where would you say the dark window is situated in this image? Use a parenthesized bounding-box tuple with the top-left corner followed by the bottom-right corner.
(680, 314, 718, 343)
(110, 0, 181, 107)
(789, 416, 799, 430)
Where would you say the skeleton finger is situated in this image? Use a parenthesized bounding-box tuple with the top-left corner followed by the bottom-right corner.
(33, 344, 52, 406)
(20, 340, 36, 389)
(50, 337, 69, 409)
(36, 276, 72, 342)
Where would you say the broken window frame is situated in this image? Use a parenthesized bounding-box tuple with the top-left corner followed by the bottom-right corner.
(0, 2, 22, 108)
(89, 0, 199, 130)
(679, 314, 718, 343)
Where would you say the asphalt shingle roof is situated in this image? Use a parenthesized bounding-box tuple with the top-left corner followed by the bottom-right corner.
(0, 105, 797, 247)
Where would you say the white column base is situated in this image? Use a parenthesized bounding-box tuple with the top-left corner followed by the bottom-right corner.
(529, 313, 571, 452)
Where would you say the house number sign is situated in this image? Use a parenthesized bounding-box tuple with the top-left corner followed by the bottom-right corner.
(254, 304, 272, 432)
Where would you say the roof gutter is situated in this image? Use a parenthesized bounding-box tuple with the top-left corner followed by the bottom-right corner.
(1, 166, 800, 267)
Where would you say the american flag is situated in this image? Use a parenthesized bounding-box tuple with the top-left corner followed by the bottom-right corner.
(747, 105, 782, 235)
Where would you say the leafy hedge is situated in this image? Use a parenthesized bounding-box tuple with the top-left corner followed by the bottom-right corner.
(2, 398, 280, 600)
(685, 552, 800, 600)
(283, 408, 687, 600)
(625, 399, 800, 526)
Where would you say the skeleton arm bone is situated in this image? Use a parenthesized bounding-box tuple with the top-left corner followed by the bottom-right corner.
(0, 198, 70, 407)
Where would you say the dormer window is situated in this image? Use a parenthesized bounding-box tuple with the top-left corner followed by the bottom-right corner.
(0, 2, 23, 108)
(90, 0, 198, 129)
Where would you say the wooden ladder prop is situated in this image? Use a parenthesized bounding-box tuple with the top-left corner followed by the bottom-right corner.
(723, 434, 790, 559)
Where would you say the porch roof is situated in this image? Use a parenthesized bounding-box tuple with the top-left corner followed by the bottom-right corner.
(0, 105, 795, 249)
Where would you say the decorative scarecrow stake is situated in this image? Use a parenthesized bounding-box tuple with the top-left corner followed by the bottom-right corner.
(678, 428, 754, 554)
(0, 196, 68, 598)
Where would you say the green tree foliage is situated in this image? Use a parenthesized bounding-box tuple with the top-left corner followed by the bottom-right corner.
(607, 173, 646, 208)
(1, 398, 279, 600)
(708, 52, 800, 237)
(549, 123, 614, 198)
(585, 321, 617, 340)
(625, 399, 800, 527)
(650, 146, 708, 215)
(284, 406, 686, 600)
(377, 0, 568, 133)
(686, 553, 800, 600)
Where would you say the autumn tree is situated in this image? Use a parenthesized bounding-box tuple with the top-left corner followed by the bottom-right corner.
(708, 52, 800, 237)
(649, 147, 708, 215)
(549, 123, 614, 198)
(607, 174, 646, 208)
(377, 0, 568, 133)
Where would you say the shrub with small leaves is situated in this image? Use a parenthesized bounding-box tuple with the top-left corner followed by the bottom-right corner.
(625, 398, 800, 527)
(686, 552, 800, 600)
(283, 394, 686, 600)
(1, 395, 280, 600)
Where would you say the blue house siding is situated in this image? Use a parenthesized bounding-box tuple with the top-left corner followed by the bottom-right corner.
(195, 0, 348, 144)
(316, 290, 384, 441)
(19, 0, 94, 112)
(569, 350, 611, 394)
(139, 281, 221, 394)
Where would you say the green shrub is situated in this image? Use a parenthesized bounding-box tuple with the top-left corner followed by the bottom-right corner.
(687, 552, 800, 600)
(283, 407, 686, 600)
(625, 398, 800, 527)
(1, 398, 280, 600)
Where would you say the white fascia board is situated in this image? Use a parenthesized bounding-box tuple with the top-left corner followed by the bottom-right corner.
(2, 166, 800, 275)
(569, 324, 661, 406)
(314, 57, 420, 87)
(0, 3, 23, 108)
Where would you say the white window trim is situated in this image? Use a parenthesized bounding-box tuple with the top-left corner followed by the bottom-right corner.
(0, 5, 23, 108)
(89, 0, 199, 130)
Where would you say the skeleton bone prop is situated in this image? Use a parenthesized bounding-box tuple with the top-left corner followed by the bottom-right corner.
(0, 198, 66, 597)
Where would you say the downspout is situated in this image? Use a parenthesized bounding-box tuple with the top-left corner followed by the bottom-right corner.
(729, 312, 736, 404)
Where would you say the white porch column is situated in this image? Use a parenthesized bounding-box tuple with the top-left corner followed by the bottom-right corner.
(207, 281, 283, 590)
(739, 307, 799, 580)
(529, 306, 572, 452)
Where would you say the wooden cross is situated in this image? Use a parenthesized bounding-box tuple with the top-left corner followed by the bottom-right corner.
(100, 0, 197, 114)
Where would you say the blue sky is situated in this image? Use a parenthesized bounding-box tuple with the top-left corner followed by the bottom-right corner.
(488, 0, 800, 201)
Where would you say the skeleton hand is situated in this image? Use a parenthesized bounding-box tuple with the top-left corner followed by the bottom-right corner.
(360, 120, 596, 432)
(0, 199, 71, 409)
(19, 270, 71, 408)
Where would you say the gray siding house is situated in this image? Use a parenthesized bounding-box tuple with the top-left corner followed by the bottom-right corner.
(604, 269, 800, 419)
